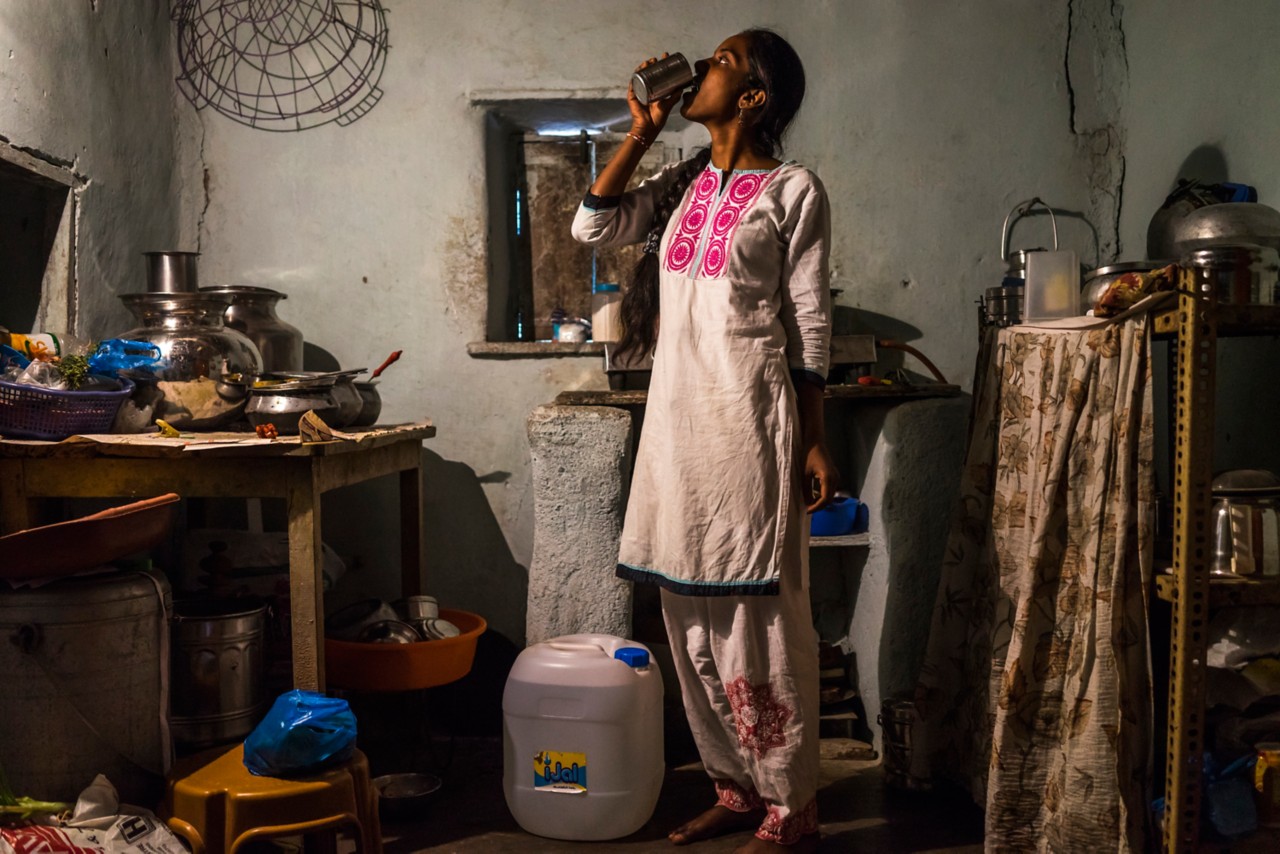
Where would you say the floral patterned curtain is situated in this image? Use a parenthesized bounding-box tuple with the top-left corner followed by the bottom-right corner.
(916, 318, 1155, 852)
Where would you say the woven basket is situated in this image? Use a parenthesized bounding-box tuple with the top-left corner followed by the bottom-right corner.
(0, 376, 135, 441)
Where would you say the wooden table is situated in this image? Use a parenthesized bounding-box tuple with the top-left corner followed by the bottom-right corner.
(0, 421, 435, 691)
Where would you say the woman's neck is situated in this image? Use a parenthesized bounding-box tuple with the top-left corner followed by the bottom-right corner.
(706, 122, 781, 172)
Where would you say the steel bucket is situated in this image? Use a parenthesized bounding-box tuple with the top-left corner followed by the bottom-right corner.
(171, 597, 267, 747)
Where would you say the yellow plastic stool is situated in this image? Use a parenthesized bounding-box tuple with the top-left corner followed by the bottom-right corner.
(163, 744, 382, 854)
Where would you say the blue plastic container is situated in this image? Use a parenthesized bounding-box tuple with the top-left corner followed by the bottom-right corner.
(810, 496, 868, 536)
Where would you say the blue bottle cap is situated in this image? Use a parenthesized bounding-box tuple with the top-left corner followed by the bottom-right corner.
(614, 647, 649, 668)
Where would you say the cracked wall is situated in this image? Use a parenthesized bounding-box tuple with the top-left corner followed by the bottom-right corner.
(1065, 0, 1129, 263)
(0, 3, 195, 339)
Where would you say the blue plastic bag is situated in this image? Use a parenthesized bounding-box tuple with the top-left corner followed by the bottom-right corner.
(87, 339, 162, 378)
(242, 690, 357, 777)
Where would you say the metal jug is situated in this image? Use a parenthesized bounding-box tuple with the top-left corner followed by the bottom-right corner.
(982, 198, 1061, 329)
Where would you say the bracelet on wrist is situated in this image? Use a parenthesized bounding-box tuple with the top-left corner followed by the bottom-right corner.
(626, 130, 652, 148)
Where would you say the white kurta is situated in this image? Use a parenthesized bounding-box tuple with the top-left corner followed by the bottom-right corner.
(573, 159, 832, 596)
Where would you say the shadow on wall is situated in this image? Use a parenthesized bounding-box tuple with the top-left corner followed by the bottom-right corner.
(321, 450, 529, 648)
(874, 399, 968, 709)
(420, 450, 529, 646)
(1171, 144, 1229, 191)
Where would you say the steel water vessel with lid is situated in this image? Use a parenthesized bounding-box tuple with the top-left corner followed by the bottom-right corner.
(199, 285, 303, 373)
(117, 252, 263, 430)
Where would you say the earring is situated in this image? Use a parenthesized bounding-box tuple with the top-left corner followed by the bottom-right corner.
(737, 107, 745, 125)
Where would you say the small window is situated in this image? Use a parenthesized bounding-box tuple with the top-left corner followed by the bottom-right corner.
(477, 98, 687, 344)
(0, 141, 81, 335)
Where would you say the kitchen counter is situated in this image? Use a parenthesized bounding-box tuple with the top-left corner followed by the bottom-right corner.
(555, 383, 963, 406)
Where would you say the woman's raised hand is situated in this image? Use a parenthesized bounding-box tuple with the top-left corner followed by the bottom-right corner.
(628, 54, 683, 141)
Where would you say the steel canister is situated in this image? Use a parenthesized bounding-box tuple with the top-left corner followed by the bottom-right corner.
(632, 53, 694, 105)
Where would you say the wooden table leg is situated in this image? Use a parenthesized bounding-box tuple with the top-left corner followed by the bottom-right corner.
(0, 460, 34, 534)
(400, 456, 424, 597)
(287, 468, 325, 691)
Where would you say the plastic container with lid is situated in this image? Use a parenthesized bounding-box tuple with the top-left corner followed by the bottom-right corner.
(502, 633, 663, 840)
(1023, 249, 1080, 322)
(591, 283, 622, 343)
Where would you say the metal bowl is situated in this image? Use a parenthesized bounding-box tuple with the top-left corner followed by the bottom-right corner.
(373, 772, 442, 822)
(246, 386, 341, 435)
(357, 619, 421, 644)
(258, 371, 364, 428)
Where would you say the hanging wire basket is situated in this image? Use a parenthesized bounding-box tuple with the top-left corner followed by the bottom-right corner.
(173, 0, 390, 132)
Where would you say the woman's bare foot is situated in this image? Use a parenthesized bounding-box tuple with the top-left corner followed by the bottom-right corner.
(669, 804, 764, 845)
(733, 832, 820, 853)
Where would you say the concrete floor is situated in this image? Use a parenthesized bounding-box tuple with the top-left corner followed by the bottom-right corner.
(372, 738, 984, 854)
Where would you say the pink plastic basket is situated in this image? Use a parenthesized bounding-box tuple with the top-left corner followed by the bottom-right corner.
(0, 376, 135, 441)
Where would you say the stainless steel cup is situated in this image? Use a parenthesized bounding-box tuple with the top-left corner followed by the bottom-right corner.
(145, 251, 201, 293)
(632, 53, 694, 105)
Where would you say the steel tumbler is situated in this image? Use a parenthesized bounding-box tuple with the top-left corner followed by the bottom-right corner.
(631, 53, 694, 105)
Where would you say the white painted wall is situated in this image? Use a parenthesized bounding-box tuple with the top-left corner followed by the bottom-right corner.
(189, 1, 1118, 646)
(0, 1, 193, 338)
(15, 0, 1271, 667)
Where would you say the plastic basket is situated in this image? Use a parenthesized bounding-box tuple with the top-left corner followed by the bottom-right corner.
(0, 376, 135, 440)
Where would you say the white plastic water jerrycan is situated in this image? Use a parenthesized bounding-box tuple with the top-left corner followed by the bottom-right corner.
(502, 633, 663, 840)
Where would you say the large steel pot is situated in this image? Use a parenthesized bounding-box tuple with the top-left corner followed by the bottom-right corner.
(1164, 202, 1280, 257)
(199, 286, 304, 373)
(119, 293, 263, 430)
(0, 570, 171, 803)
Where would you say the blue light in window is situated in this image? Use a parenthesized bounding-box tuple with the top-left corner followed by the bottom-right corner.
(515, 188, 523, 236)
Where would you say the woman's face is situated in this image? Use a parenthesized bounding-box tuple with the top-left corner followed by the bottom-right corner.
(680, 33, 759, 124)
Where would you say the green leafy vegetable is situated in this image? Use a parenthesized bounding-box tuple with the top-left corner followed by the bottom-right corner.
(58, 354, 90, 390)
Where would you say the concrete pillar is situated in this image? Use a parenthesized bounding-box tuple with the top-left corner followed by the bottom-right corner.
(525, 405, 633, 644)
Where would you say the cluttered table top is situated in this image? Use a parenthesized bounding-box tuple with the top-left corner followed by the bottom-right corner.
(0, 420, 436, 459)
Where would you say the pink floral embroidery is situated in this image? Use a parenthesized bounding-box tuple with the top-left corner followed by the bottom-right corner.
(664, 169, 718, 274)
(755, 799, 819, 845)
(698, 172, 775, 278)
(714, 779, 763, 812)
(725, 676, 792, 757)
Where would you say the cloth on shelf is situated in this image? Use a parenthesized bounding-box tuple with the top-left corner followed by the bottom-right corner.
(915, 318, 1156, 853)
(1094, 264, 1179, 318)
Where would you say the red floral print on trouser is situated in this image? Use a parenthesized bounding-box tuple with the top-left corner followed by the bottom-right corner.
(660, 554, 820, 846)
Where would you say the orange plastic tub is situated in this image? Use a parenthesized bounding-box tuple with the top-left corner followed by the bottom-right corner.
(324, 608, 486, 691)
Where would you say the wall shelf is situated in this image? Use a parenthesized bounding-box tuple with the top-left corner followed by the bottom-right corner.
(555, 383, 962, 407)
(1153, 302, 1280, 338)
(1155, 574, 1280, 608)
(467, 341, 605, 358)
(811, 533, 871, 548)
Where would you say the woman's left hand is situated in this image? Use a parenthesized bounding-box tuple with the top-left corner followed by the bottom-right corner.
(803, 441, 840, 512)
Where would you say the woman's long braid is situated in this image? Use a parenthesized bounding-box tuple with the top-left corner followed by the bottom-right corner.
(615, 148, 713, 361)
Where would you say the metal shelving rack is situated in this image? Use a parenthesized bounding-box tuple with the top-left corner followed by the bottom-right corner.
(1154, 278, 1280, 851)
